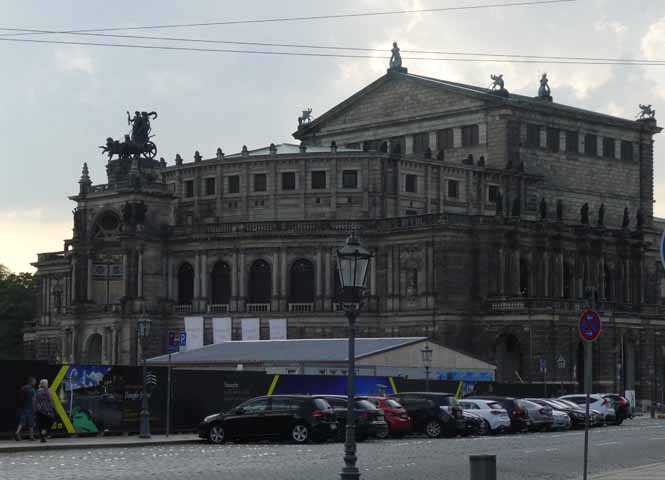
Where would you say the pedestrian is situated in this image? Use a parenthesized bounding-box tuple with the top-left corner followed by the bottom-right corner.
(14, 377, 36, 441)
(34, 379, 57, 443)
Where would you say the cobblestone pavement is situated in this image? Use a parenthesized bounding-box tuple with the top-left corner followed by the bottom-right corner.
(3, 419, 665, 480)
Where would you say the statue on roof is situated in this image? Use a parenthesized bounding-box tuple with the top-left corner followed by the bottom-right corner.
(298, 108, 313, 127)
(538, 73, 552, 101)
(638, 104, 656, 120)
(388, 42, 407, 73)
(100, 110, 158, 161)
(489, 74, 505, 91)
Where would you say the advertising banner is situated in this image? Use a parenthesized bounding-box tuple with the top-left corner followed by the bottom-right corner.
(241, 318, 260, 341)
(212, 317, 232, 344)
(184, 316, 204, 351)
(268, 319, 287, 340)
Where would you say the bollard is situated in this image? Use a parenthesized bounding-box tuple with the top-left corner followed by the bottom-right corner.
(470, 454, 496, 480)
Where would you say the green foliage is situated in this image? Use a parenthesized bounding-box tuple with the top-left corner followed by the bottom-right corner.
(0, 264, 37, 359)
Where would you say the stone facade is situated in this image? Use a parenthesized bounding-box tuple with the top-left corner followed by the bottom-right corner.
(25, 70, 665, 405)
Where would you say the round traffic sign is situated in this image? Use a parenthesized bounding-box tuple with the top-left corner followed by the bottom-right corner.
(579, 309, 602, 342)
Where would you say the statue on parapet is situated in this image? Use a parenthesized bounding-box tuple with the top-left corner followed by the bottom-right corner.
(298, 108, 313, 126)
(638, 104, 656, 120)
(100, 110, 158, 160)
(537, 73, 552, 101)
(489, 74, 509, 97)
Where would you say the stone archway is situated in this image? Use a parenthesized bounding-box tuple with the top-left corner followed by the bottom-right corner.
(495, 333, 522, 383)
(84, 333, 103, 365)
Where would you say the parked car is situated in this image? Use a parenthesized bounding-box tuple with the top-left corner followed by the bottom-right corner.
(600, 394, 631, 423)
(458, 399, 511, 434)
(198, 395, 338, 444)
(520, 400, 554, 431)
(462, 410, 490, 436)
(559, 394, 617, 424)
(466, 396, 530, 433)
(526, 399, 572, 431)
(366, 396, 413, 437)
(536, 398, 588, 428)
(556, 398, 604, 427)
(389, 392, 466, 438)
(318, 395, 389, 441)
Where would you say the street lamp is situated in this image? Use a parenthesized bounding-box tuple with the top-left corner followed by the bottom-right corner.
(137, 316, 152, 439)
(336, 234, 371, 480)
(421, 343, 433, 392)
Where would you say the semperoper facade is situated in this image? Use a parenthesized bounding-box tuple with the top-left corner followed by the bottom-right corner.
(27, 46, 664, 401)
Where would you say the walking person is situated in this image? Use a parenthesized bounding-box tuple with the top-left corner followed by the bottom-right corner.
(14, 377, 36, 441)
(34, 379, 56, 443)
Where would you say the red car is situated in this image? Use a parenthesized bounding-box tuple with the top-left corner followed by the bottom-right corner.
(366, 396, 413, 437)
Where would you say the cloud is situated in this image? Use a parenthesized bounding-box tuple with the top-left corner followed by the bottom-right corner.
(641, 17, 665, 99)
(0, 209, 71, 273)
(53, 47, 95, 75)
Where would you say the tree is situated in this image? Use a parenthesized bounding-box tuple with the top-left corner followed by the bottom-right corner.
(0, 264, 37, 360)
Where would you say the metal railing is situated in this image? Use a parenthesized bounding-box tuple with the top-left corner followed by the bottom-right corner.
(174, 304, 193, 314)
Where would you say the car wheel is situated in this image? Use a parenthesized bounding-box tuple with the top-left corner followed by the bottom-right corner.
(424, 420, 442, 438)
(208, 423, 226, 444)
(291, 423, 310, 444)
(375, 428, 389, 440)
(615, 416, 624, 426)
(476, 420, 490, 436)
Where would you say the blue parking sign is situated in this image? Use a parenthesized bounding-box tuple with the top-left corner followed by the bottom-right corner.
(179, 331, 187, 347)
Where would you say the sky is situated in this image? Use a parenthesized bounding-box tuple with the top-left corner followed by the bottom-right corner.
(1, 0, 664, 273)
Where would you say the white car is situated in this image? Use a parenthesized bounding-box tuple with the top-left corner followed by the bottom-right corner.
(551, 409, 572, 430)
(559, 395, 617, 424)
(459, 399, 511, 433)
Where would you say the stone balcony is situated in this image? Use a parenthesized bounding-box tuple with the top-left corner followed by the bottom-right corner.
(486, 296, 652, 315)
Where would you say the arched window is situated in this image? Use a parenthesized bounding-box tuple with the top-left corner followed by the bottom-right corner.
(178, 263, 194, 305)
(520, 259, 530, 297)
(211, 261, 231, 304)
(289, 259, 315, 303)
(84, 333, 103, 365)
(248, 259, 271, 303)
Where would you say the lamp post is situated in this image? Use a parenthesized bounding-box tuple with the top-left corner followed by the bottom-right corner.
(336, 234, 371, 480)
(137, 316, 152, 439)
(421, 343, 433, 392)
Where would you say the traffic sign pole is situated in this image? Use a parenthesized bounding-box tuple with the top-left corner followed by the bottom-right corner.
(580, 296, 601, 480)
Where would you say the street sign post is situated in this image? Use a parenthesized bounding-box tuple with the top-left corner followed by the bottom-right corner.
(166, 330, 179, 437)
(579, 307, 602, 480)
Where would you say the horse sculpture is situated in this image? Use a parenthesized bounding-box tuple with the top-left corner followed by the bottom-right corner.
(638, 104, 656, 120)
(489, 74, 505, 91)
(298, 108, 313, 126)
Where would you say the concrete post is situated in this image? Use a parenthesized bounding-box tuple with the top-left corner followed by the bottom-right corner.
(470, 455, 496, 480)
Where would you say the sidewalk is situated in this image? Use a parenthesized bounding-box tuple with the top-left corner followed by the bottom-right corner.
(0, 434, 200, 453)
(590, 462, 665, 479)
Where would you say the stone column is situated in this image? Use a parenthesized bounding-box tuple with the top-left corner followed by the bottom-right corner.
(87, 257, 93, 302)
(201, 251, 208, 303)
(238, 251, 246, 300)
(625, 257, 631, 303)
(324, 248, 332, 311)
(71, 327, 77, 363)
(168, 256, 175, 300)
(137, 250, 144, 298)
(316, 249, 323, 310)
(497, 247, 505, 295)
(71, 258, 77, 302)
(193, 251, 200, 299)
(161, 254, 168, 299)
(111, 327, 118, 365)
(280, 249, 287, 310)
(122, 252, 128, 298)
(542, 251, 549, 297)
(512, 249, 521, 296)
(272, 252, 279, 311)
(231, 250, 239, 311)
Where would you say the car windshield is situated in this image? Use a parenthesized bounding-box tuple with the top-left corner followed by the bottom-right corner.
(356, 400, 377, 410)
(437, 396, 459, 407)
(488, 402, 504, 410)
(313, 398, 331, 410)
(384, 399, 402, 409)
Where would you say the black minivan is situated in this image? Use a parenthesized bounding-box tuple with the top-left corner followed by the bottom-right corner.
(388, 392, 466, 438)
(198, 395, 338, 444)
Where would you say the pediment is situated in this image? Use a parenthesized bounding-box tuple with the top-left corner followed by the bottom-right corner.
(310, 74, 489, 135)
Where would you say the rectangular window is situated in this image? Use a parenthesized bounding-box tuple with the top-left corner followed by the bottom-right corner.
(602, 138, 615, 159)
(566, 131, 579, 153)
(253, 173, 267, 192)
(405, 174, 417, 193)
(584, 134, 598, 156)
(184, 180, 194, 198)
(342, 170, 358, 189)
(281, 172, 296, 190)
(546, 128, 560, 153)
(447, 179, 459, 199)
(412, 132, 430, 154)
(228, 175, 240, 194)
(204, 178, 215, 196)
(436, 128, 454, 150)
(311, 171, 326, 189)
(487, 185, 500, 203)
(405, 209, 417, 216)
(526, 124, 541, 147)
(621, 140, 634, 161)
(461, 125, 479, 147)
